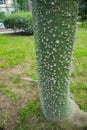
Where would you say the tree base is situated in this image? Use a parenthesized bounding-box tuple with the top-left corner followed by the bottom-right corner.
(57, 99, 87, 130)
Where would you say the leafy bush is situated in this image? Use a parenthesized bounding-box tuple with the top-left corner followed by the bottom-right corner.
(4, 11, 33, 35)
(78, 0, 87, 26)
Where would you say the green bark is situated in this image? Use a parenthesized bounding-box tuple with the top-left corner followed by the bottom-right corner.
(32, 0, 79, 122)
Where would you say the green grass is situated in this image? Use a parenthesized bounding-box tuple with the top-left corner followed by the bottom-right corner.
(15, 99, 60, 130)
(70, 24, 87, 111)
(0, 34, 35, 68)
(0, 34, 37, 80)
(10, 74, 21, 83)
(2, 89, 22, 102)
(0, 24, 87, 130)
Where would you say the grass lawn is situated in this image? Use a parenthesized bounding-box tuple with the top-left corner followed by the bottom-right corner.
(0, 24, 87, 130)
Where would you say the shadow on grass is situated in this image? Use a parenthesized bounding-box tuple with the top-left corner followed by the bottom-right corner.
(7, 31, 33, 37)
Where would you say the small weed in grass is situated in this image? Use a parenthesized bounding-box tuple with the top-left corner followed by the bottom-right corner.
(0, 83, 7, 89)
(10, 75, 21, 83)
(2, 89, 22, 102)
(70, 72, 75, 78)
(78, 82, 87, 90)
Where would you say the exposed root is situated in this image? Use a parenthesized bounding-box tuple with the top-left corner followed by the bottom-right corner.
(59, 99, 87, 130)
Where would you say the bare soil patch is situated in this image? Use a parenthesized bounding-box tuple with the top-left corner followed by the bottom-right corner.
(0, 64, 38, 130)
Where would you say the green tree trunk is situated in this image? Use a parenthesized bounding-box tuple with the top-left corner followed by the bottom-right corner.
(32, 0, 87, 129)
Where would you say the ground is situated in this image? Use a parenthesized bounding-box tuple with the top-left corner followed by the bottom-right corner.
(0, 24, 87, 130)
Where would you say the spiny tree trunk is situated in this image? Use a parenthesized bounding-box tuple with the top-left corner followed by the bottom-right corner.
(32, 0, 87, 129)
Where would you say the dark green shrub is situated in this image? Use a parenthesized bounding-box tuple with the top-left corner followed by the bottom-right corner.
(4, 11, 33, 35)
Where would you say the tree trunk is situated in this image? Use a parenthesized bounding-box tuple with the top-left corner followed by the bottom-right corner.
(27, 0, 32, 12)
(32, 0, 87, 129)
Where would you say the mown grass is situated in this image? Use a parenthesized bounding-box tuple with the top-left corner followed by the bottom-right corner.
(0, 24, 87, 130)
(0, 34, 35, 68)
(70, 24, 87, 111)
(0, 34, 37, 80)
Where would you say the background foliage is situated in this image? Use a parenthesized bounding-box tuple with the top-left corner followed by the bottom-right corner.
(4, 11, 33, 35)
(79, 0, 87, 25)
